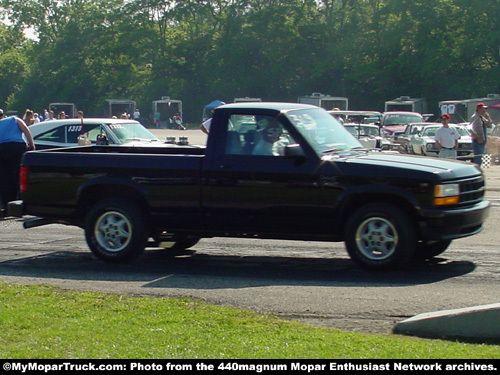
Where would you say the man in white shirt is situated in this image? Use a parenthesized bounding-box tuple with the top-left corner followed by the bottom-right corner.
(435, 113, 459, 159)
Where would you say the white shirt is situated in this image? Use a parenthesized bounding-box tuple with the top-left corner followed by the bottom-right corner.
(435, 126, 459, 149)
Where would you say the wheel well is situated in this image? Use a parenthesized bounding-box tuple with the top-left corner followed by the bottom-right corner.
(338, 194, 418, 238)
(77, 185, 150, 222)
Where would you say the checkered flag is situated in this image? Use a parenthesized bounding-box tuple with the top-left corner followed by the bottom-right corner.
(481, 154, 491, 169)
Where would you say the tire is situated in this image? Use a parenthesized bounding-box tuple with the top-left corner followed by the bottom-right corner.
(344, 203, 416, 270)
(85, 198, 149, 262)
(414, 240, 452, 260)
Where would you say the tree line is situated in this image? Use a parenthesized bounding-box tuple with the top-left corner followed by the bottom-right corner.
(1, 0, 499, 123)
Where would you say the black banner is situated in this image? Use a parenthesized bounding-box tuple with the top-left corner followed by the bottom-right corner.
(1, 359, 498, 374)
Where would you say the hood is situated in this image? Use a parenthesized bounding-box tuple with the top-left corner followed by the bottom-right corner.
(330, 152, 482, 181)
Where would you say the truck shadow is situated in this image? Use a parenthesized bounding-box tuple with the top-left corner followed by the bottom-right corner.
(0, 246, 475, 290)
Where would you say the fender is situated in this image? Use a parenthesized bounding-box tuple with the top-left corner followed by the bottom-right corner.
(77, 175, 149, 204)
(334, 183, 421, 225)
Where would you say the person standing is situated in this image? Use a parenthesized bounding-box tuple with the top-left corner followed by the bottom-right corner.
(331, 108, 344, 125)
(154, 111, 161, 128)
(470, 103, 493, 165)
(0, 110, 35, 217)
(435, 113, 459, 159)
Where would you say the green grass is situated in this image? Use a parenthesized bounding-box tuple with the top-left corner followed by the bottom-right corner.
(0, 282, 498, 359)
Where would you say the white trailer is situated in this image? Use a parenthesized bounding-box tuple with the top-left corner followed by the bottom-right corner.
(298, 93, 348, 110)
(152, 97, 183, 128)
(439, 94, 500, 124)
(384, 96, 427, 114)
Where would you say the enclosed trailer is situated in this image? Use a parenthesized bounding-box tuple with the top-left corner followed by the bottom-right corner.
(439, 94, 500, 124)
(49, 103, 77, 118)
(384, 96, 427, 114)
(106, 99, 136, 119)
(298, 93, 348, 110)
(233, 97, 262, 103)
(152, 97, 183, 128)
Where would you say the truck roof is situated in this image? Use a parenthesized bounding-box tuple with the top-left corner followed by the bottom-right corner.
(218, 102, 318, 111)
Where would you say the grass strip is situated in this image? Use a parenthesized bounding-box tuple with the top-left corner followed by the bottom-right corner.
(0, 282, 498, 359)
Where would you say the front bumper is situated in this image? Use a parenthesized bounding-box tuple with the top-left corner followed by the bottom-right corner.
(418, 200, 491, 241)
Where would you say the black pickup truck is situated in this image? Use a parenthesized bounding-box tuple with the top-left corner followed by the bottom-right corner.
(9, 102, 490, 270)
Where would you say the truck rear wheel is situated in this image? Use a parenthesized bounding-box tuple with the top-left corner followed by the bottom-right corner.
(344, 203, 416, 270)
(85, 199, 149, 262)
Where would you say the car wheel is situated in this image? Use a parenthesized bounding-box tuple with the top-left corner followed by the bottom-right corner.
(344, 203, 416, 270)
(85, 198, 149, 262)
(414, 240, 452, 260)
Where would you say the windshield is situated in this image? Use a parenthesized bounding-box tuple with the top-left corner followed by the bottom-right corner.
(285, 108, 363, 156)
(106, 122, 159, 143)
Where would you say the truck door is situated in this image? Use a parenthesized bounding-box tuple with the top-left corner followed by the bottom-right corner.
(203, 113, 322, 236)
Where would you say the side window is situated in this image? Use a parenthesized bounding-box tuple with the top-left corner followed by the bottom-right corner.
(34, 127, 66, 143)
(224, 115, 299, 156)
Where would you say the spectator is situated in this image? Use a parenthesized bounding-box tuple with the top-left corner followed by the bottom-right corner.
(470, 103, 493, 165)
(23, 109, 34, 125)
(331, 108, 344, 125)
(435, 114, 459, 159)
(0, 110, 35, 217)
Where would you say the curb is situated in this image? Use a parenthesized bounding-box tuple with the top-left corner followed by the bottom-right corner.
(393, 303, 500, 344)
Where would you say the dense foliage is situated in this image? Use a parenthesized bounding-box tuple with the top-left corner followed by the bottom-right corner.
(1, 0, 499, 122)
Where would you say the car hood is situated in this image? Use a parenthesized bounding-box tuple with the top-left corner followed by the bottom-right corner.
(327, 152, 482, 181)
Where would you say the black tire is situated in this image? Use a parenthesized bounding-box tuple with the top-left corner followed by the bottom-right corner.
(415, 240, 452, 260)
(85, 199, 149, 262)
(344, 203, 416, 270)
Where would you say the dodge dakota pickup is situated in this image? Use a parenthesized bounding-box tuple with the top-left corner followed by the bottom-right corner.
(9, 102, 490, 270)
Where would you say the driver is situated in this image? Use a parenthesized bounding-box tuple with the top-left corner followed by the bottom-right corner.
(252, 117, 283, 156)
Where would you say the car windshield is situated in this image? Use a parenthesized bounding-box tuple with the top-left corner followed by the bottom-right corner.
(106, 122, 159, 143)
(285, 108, 363, 156)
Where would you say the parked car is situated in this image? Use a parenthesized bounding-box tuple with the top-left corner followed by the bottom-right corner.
(396, 122, 439, 154)
(409, 124, 473, 160)
(381, 111, 425, 140)
(327, 110, 397, 151)
(485, 125, 500, 163)
(29, 118, 161, 149)
(343, 123, 397, 151)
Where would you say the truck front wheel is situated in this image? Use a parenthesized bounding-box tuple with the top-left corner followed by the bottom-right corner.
(344, 203, 416, 270)
(85, 199, 149, 262)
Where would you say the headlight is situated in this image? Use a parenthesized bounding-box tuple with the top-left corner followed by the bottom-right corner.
(426, 143, 436, 151)
(434, 184, 459, 205)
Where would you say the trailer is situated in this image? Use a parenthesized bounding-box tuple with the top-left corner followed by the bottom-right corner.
(105, 99, 136, 119)
(152, 97, 183, 129)
(298, 93, 348, 110)
(384, 96, 427, 114)
(49, 103, 77, 118)
(233, 97, 262, 103)
(439, 94, 500, 124)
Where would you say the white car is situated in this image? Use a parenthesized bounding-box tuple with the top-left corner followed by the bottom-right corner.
(343, 124, 387, 149)
(29, 118, 161, 149)
(409, 124, 473, 160)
